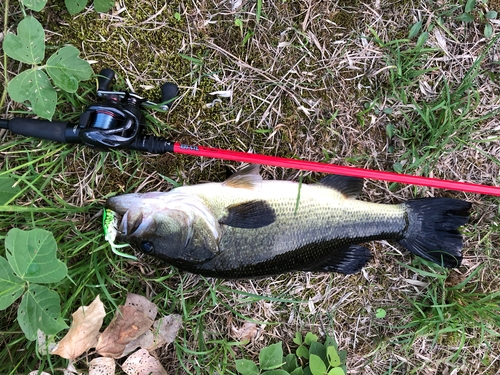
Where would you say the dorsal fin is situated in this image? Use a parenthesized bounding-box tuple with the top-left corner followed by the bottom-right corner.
(222, 164, 262, 190)
(318, 175, 364, 198)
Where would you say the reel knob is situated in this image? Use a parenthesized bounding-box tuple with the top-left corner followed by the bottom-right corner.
(161, 82, 179, 108)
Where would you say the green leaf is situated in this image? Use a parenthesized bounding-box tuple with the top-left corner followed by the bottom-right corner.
(328, 368, 345, 375)
(283, 353, 298, 373)
(484, 23, 493, 38)
(338, 350, 347, 365)
(386, 124, 395, 138)
(309, 341, 326, 362)
(290, 368, 304, 375)
(17, 284, 68, 340)
(393, 163, 403, 174)
(0, 257, 25, 310)
(416, 32, 428, 47)
(304, 332, 318, 345)
(260, 342, 284, 370)
(465, 0, 476, 13)
(293, 332, 302, 345)
(408, 21, 422, 38)
(376, 308, 387, 318)
(65, 0, 88, 15)
(94, 0, 114, 13)
(324, 336, 338, 351)
(46, 46, 92, 93)
(5, 228, 67, 283)
(21, 0, 48, 12)
(456, 13, 475, 23)
(296, 345, 309, 359)
(326, 346, 341, 367)
(7, 69, 57, 120)
(3, 16, 45, 64)
(175, 12, 181, 21)
(0, 176, 20, 205)
(236, 359, 259, 375)
(262, 371, 290, 375)
(485, 11, 498, 19)
(309, 355, 326, 375)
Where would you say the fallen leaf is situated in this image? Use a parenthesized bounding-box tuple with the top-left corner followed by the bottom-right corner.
(63, 361, 81, 375)
(145, 315, 182, 351)
(96, 306, 154, 358)
(51, 295, 106, 359)
(122, 330, 154, 357)
(122, 349, 168, 375)
(28, 372, 51, 375)
(125, 293, 158, 321)
(89, 357, 116, 375)
(231, 322, 258, 342)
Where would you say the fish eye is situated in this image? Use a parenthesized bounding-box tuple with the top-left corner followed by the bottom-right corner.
(140, 241, 155, 254)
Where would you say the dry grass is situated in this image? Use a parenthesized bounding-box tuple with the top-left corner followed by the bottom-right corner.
(1, 0, 500, 374)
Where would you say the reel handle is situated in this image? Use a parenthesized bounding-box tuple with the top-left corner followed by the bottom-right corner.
(161, 82, 179, 108)
(97, 68, 115, 92)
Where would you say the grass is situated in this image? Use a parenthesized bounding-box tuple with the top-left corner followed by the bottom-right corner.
(1, 0, 500, 374)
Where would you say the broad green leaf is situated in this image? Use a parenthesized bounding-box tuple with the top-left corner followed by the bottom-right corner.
(283, 353, 298, 373)
(304, 332, 318, 345)
(94, 0, 115, 13)
(456, 13, 474, 23)
(293, 332, 302, 345)
(290, 368, 304, 375)
(408, 21, 422, 38)
(17, 284, 68, 340)
(416, 32, 429, 48)
(0, 176, 20, 205)
(262, 371, 290, 375)
(0, 257, 25, 310)
(386, 124, 395, 138)
(326, 346, 340, 367)
(484, 23, 493, 38)
(376, 308, 387, 318)
(465, 0, 476, 13)
(3, 16, 45, 64)
(309, 341, 326, 362)
(65, 0, 88, 15)
(338, 350, 347, 364)
(485, 11, 498, 19)
(46, 46, 92, 93)
(236, 359, 259, 375)
(5, 228, 67, 283)
(7, 69, 56, 120)
(296, 345, 309, 359)
(328, 368, 345, 375)
(324, 336, 338, 350)
(260, 342, 284, 370)
(309, 355, 326, 375)
(21, 0, 48, 11)
(393, 163, 403, 173)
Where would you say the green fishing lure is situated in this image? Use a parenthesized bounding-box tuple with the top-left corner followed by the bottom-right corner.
(103, 208, 137, 260)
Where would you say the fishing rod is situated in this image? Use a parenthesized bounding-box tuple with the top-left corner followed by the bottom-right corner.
(1, 68, 499, 196)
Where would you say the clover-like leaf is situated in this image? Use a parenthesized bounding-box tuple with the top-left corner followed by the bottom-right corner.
(94, 0, 114, 13)
(18, 284, 68, 341)
(5, 228, 67, 283)
(7, 69, 57, 120)
(260, 342, 284, 370)
(3, 16, 45, 64)
(0, 256, 25, 310)
(65, 0, 89, 15)
(46, 46, 93, 93)
(0, 176, 20, 205)
(236, 359, 259, 375)
(326, 346, 340, 368)
(21, 0, 49, 11)
(309, 354, 326, 375)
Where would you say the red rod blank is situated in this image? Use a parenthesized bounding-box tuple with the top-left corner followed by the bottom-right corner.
(173, 143, 500, 196)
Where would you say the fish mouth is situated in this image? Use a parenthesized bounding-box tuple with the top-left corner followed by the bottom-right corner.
(106, 196, 157, 240)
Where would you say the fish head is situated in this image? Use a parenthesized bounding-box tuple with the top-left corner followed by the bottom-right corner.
(106, 192, 217, 267)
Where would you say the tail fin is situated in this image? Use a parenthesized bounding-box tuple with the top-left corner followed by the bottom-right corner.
(399, 198, 471, 268)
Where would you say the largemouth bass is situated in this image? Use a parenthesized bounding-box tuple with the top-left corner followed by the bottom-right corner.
(105, 165, 471, 278)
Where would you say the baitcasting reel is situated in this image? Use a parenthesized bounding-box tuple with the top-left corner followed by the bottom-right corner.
(0, 68, 178, 152)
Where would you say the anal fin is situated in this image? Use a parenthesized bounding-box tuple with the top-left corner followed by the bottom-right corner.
(302, 245, 372, 275)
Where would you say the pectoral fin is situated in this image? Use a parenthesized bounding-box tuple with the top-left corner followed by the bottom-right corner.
(219, 200, 276, 228)
(318, 175, 364, 198)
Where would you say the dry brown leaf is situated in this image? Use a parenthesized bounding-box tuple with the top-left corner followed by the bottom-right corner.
(122, 330, 154, 358)
(28, 372, 51, 375)
(231, 322, 258, 342)
(144, 315, 182, 351)
(89, 357, 116, 375)
(122, 349, 168, 375)
(125, 293, 158, 321)
(96, 305, 154, 358)
(51, 295, 106, 359)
